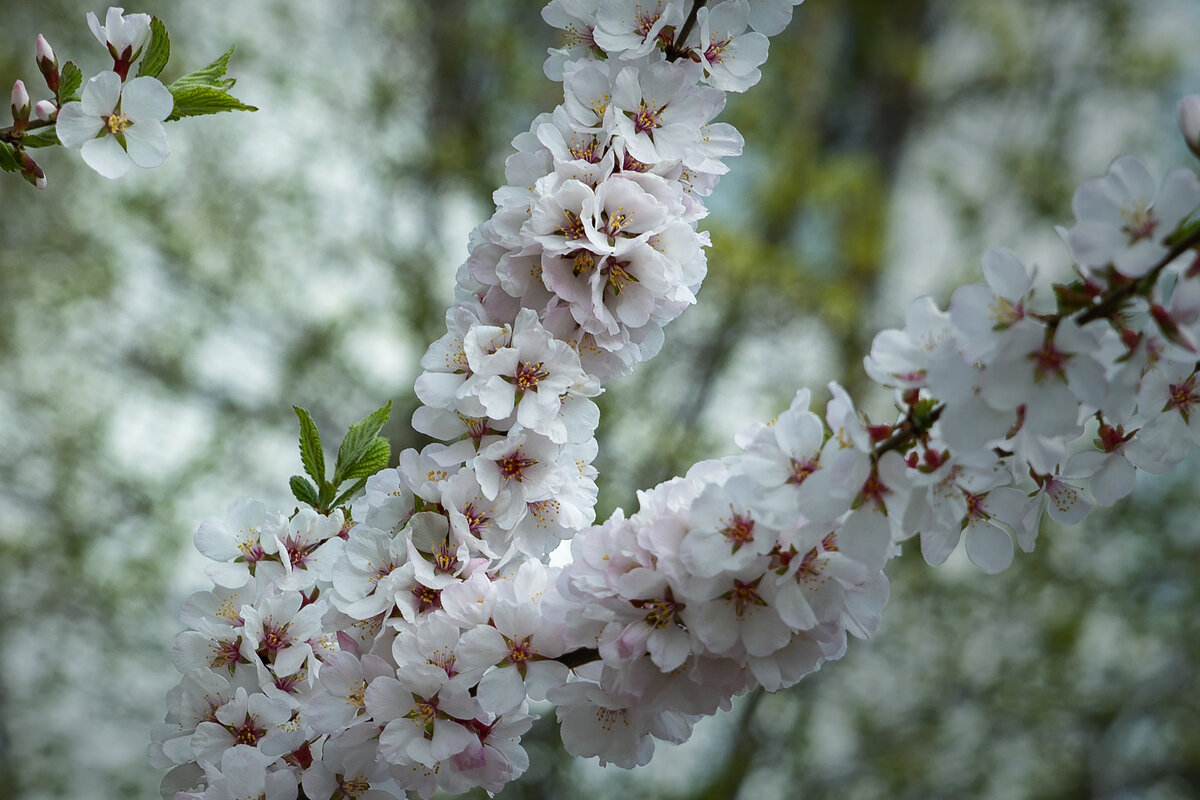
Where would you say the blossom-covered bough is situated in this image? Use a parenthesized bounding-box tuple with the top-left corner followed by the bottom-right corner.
(11, 2, 1200, 799)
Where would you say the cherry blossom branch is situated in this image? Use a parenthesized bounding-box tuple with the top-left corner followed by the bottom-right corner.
(1075, 221, 1200, 324)
(0, 118, 53, 144)
(667, 0, 709, 61)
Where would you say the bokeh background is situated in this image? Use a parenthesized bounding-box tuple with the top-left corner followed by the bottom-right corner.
(2, 1, 1200, 798)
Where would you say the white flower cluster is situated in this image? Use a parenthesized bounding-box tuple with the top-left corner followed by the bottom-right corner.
(154, 2, 807, 798)
(153, 0, 1200, 796)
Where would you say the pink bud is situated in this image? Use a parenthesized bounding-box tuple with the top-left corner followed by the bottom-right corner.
(35, 34, 56, 67)
(36, 34, 59, 93)
(33, 100, 56, 122)
(11, 80, 29, 111)
(1180, 94, 1200, 158)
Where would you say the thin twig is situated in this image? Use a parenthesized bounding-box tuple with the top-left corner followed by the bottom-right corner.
(666, 0, 708, 61)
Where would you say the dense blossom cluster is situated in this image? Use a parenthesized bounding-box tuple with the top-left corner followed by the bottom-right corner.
(150, 0, 1200, 798)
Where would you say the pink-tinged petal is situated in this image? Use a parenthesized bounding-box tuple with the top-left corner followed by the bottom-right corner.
(55, 102, 105, 148)
(981, 248, 1033, 301)
(364, 676, 413, 721)
(1156, 168, 1200, 231)
(477, 665, 526, 715)
(1045, 480, 1093, 525)
(964, 520, 1013, 573)
(747, 0, 794, 36)
(919, 524, 961, 567)
(837, 509, 891, 571)
(646, 627, 692, 671)
(80, 71, 121, 116)
(1088, 455, 1136, 507)
(123, 119, 169, 168)
(774, 583, 818, 631)
(1109, 155, 1157, 203)
(80, 136, 131, 179)
(122, 76, 174, 122)
(430, 719, 475, 762)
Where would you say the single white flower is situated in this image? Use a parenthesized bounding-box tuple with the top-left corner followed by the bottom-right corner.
(87, 7, 152, 67)
(55, 70, 172, 179)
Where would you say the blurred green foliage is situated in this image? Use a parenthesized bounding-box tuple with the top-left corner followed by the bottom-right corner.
(0, 1, 1197, 799)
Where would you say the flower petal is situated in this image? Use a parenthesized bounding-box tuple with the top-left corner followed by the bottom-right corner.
(122, 76, 174, 123)
(80, 135, 131, 179)
(55, 102, 105, 149)
(80, 71, 121, 117)
(123, 120, 169, 168)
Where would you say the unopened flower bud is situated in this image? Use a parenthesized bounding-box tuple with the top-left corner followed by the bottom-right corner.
(33, 100, 56, 122)
(17, 150, 46, 190)
(11, 80, 30, 128)
(36, 34, 59, 93)
(1180, 94, 1200, 159)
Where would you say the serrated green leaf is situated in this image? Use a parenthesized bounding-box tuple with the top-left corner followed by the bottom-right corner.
(290, 475, 320, 507)
(333, 401, 393, 485)
(332, 477, 369, 510)
(293, 406, 326, 485)
(341, 437, 391, 482)
(59, 61, 82, 103)
(167, 46, 235, 92)
(20, 127, 58, 149)
(137, 17, 171, 79)
(167, 86, 257, 121)
(0, 143, 21, 173)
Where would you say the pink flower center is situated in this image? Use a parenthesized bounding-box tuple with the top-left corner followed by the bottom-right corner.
(559, 210, 587, 240)
(515, 360, 548, 391)
(789, 457, 819, 484)
(605, 260, 636, 295)
(1167, 374, 1199, 420)
(637, 595, 684, 629)
(705, 36, 731, 65)
(506, 635, 535, 666)
(260, 618, 293, 654)
(720, 510, 756, 551)
(232, 717, 266, 746)
(634, 10, 661, 39)
(412, 585, 442, 613)
(568, 135, 602, 163)
(431, 541, 460, 575)
(459, 502, 489, 536)
(728, 577, 766, 616)
(1120, 200, 1158, 242)
(1030, 341, 1070, 382)
(633, 100, 664, 134)
(498, 451, 537, 481)
(208, 639, 242, 669)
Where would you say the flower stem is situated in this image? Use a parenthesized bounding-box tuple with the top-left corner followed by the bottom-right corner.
(1075, 221, 1200, 325)
(667, 0, 708, 61)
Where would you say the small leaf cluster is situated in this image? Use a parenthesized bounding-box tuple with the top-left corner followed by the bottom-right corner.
(290, 402, 393, 515)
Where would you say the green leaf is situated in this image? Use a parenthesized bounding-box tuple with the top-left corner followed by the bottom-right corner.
(293, 406, 326, 485)
(0, 143, 21, 173)
(290, 475, 320, 508)
(167, 86, 257, 121)
(333, 401, 393, 485)
(341, 437, 390, 482)
(137, 17, 171, 79)
(58, 61, 83, 104)
(20, 127, 58, 149)
(332, 477, 369, 510)
(167, 46, 236, 92)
